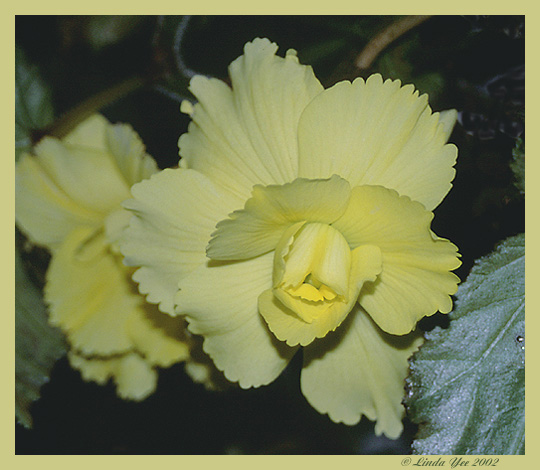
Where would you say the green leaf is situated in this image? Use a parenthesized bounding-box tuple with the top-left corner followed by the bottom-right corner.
(16, 248, 66, 428)
(15, 46, 55, 161)
(511, 137, 525, 194)
(406, 234, 525, 455)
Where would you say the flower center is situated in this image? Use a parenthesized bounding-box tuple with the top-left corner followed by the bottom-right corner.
(272, 222, 351, 323)
(286, 274, 337, 302)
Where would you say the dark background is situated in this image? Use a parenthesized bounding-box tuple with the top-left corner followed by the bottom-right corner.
(15, 15, 524, 454)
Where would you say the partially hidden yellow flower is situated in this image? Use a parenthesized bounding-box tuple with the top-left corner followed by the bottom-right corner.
(120, 38, 461, 436)
(15, 114, 211, 400)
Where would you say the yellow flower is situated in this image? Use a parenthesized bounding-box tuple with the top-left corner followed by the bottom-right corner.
(15, 114, 199, 400)
(121, 38, 461, 436)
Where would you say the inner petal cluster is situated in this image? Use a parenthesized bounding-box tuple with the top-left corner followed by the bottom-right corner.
(273, 222, 351, 323)
(205, 174, 460, 347)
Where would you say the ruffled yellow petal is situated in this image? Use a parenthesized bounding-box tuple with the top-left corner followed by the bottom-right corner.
(175, 252, 298, 388)
(207, 175, 350, 260)
(297, 74, 458, 211)
(333, 185, 461, 335)
(301, 307, 423, 438)
(437, 109, 458, 141)
(121, 168, 239, 314)
(62, 113, 109, 150)
(45, 227, 138, 355)
(15, 153, 103, 250)
(104, 208, 133, 253)
(16, 113, 187, 402)
(127, 304, 190, 368)
(47, 225, 191, 371)
(259, 241, 382, 346)
(68, 352, 157, 401)
(184, 361, 218, 390)
(104, 121, 158, 187)
(32, 137, 131, 214)
(184, 334, 232, 391)
(60, 114, 158, 187)
(15, 113, 158, 251)
(178, 38, 323, 201)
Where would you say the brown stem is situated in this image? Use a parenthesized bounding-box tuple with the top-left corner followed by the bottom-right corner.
(355, 15, 432, 70)
(46, 76, 147, 140)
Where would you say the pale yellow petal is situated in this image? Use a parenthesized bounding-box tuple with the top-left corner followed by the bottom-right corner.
(121, 168, 238, 314)
(112, 354, 157, 401)
(437, 109, 458, 141)
(184, 361, 217, 390)
(259, 244, 382, 346)
(127, 304, 190, 368)
(179, 38, 323, 201)
(16, 153, 102, 250)
(33, 136, 131, 214)
(16, 114, 158, 251)
(277, 222, 352, 296)
(62, 114, 109, 150)
(62, 112, 158, 191)
(69, 352, 157, 401)
(176, 252, 298, 388)
(207, 175, 350, 260)
(301, 307, 423, 438)
(104, 208, 133, 253)
(360, 261, 459, 335)
(333, 185, 461, 335)
(180, 100, 194, 115)
(45, 227, 140, 356)
(184, 334, 232, 391)
(68, 352, 111, 385)
(297, 75, 458, 210)
(104, 121, 159, 186)
(64, 114, 159, 188)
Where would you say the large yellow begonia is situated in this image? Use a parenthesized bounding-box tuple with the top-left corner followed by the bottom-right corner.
(121, 38, 461, 436)
(15, 114, 209, 400)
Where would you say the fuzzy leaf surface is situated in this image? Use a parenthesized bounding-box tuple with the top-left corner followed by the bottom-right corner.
(406, 234, 525, 455)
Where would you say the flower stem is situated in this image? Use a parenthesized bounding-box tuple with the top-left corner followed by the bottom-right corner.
(46, 76, 147, 140)
(355, 15, 432, 70)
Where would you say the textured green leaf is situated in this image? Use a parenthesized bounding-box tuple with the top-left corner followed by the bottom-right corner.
(406, 234, 525, 455)
(15, 248, 66, 428)
(15, 46, 54, 161)
(511, 137, 525, 194)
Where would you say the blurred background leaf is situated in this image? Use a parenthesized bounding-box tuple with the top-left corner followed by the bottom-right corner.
(15, 246, 67, 428)
(511, 137, 525, 194)
(15, 44, 66, 428)
(406, 234, 525, 455)
(15, 46, 55, 160)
